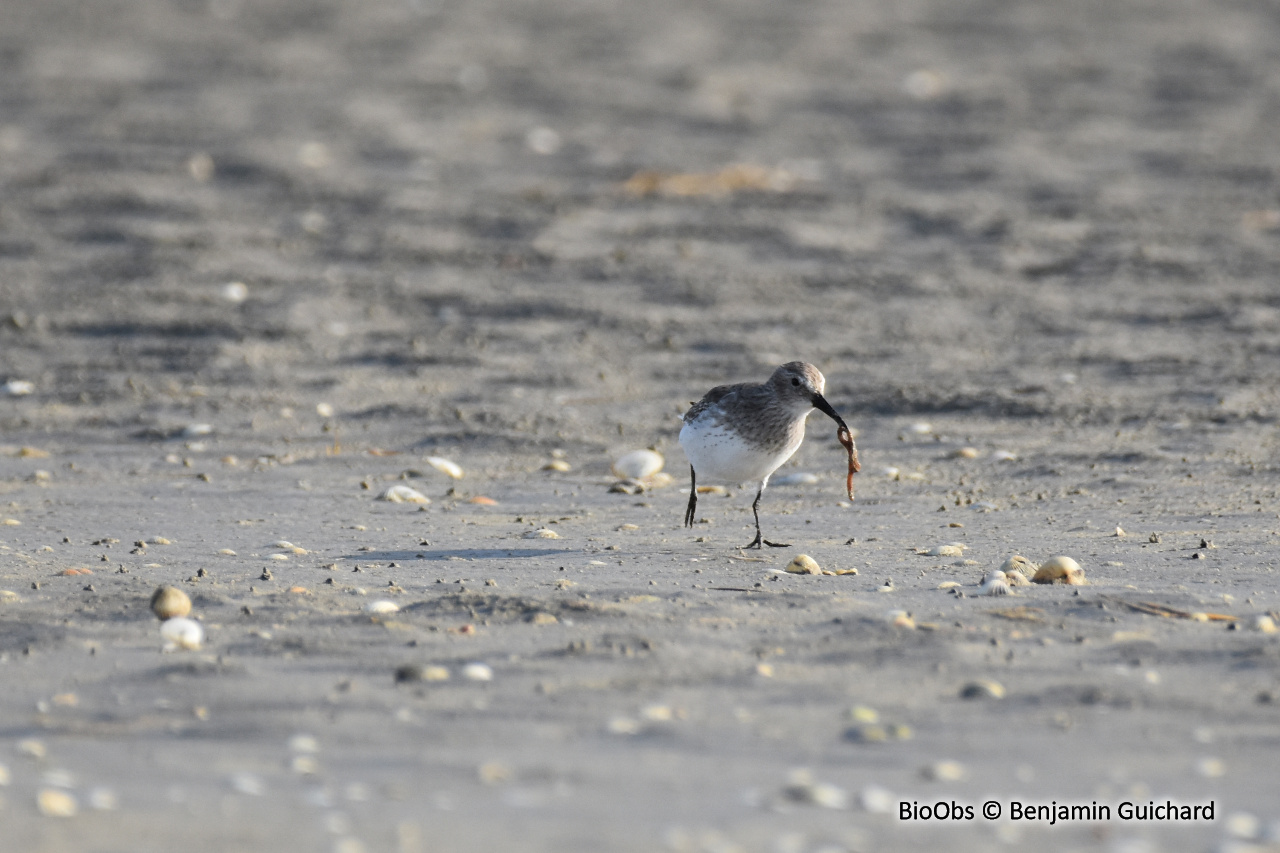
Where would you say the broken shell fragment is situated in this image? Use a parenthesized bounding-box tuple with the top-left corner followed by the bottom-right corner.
(150, 586, 192, 621)
(950, 447, 979, 459)
(425, 456, 464, 479)
(377, 484, 431, 504)
(523, 528, 560, 540)
(160, 617, 204, 651)
(785, 554, 822, 575)
(37, 788, 78, 817)
(542, 459, 571, 472)
(1032, 556, 1086, 585)
(612, 449, 664, 480)
(365, 600, 400, 615)
(462, 663, 494, 681)
(886, 610, 916, 629)
(1252, 615, 1278, 634)
(979, 571, 1011, 596)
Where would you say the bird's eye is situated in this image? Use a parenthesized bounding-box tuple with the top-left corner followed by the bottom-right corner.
(791, 378, 800, 386)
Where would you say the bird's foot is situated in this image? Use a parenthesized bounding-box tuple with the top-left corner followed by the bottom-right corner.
(742, 532, 764, 549)
(762, 539, 791, 548)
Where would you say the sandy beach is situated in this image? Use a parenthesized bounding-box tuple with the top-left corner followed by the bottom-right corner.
(2, 0, 1280, 850)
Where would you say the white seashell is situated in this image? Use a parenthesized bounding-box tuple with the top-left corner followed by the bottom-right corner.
(221, 282, 248, 303)
(2, 380, 34, 396)
(990, 450, 1017, 462)
(611, 450, 664, 480)
(909, 422, 932, 435)
(919, 544, 966, 557)
(886, 610, 915, 629)
(950, 447, 979, 459)
(859, 785, 894, 814)
(365, 600, 400, 615)
(87, 788, 117, 811)
(377, 484, 430, 504)
(1253, 615, 1277, 634)
(523, 528, 560, 539)
(288, 734, 319, 754)
(182, 423, 213, 438)
(1032, 555, 1086, 585)
(771, 472, 819, 486)
(37, 788, 78, 817)
(462, 663, 493, 681)
(316, 402, 334, 417)
(999, 555, 1038, 576)
(229, 772, 264, 796)
(160, 617, 204, 651)
(274, 540, 295, 549)
(979, 572, 1011, 596)
(882, 466, 900, 479)
(0, 590, 19, 603)
(542, 459, 571, 472)
(425, 456, 464, 479)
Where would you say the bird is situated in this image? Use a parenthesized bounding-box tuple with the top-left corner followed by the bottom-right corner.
(679, 362, 856, 549)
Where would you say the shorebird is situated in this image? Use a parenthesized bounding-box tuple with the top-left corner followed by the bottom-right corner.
(679, 362, 858, 549)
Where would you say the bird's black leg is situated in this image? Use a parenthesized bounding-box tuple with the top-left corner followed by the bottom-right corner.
(684, 466, 698, 528)
(743, 482, 790, 549)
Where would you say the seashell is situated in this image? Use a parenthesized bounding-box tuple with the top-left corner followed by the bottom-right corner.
(923, 760, 966, 782)
(1000, 555, 1038, 575)
(182, 423, 213, 438)
(150, 586, 191, 621)
(287, 734, 319, 754)
(950, 447, 979, 459)
(1, 518, 19, 526)
(781, 770, 848, 810)
(908, 422, 932, 435)
(990, 450, 1017, 462)
(523, 528, 560, 540)
(918, 544, 966, 557)
(645, 472, 675, 488)
(848, 706, 879, 724)
(221, 282, 248, 303)
(395, 664, 450, 683)
(1032, 556, 1086, 585)
(37, 788, 78, 817)
(0, 590, 19, 603)
(160, 617, 204, 651)
(640, 704, 674, 722)
(365, 600, 399, 615)
(527, 612, 558, 625)
(425, 456, 464, 479)
(876, 579, 895, 593)
(542, 459, 571, 472)
(1004, 569, 1031, 587)
(609, 479, 645, 494)
(886, 610, 915, 629)
(936, 581, 961, 590)
(1252, 615, 1277, 634)
(462, 663, 493, 681)
(772, 472, 819, 486)
(612, 450, 664, 480)
(3, 380, 34, 396)
(785, 554, 822, 575)
(695, 484, 727, 495)
(217, 548, 236, 556)
(468, 495, 497, 505)
(860, 785, 894, 814)
(959, 679, 1005, 700)
(377, 484, 430, 504)
(979, 571, 1011, 596)
(315, 402, 334, 418)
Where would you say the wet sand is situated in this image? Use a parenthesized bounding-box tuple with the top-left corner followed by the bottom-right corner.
(2, 0, 1280, 850)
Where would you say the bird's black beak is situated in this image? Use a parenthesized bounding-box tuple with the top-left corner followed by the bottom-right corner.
(811, 393, 848, 431)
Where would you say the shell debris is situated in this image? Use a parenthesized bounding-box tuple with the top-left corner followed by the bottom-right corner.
(150, 586, 192, 621)
(425, 456, 464, 479)
(785, 554, 822, 575)
(365, 600, 400, 615)
(542, 459, 571, 472)
(959, 680, 1005, 700)
(0, 590, 19, 603)
(1032, 556, 1086, 585)
(523, 528, 560, 540)
(1252, 615, 1278, 634)
(377, 484, 431, 504)
(160, 617, 204, 651)
(950, 447, 979, 459)
(462, 663, 494, 682)
(886, 610, 916, 629)
(395, 664, 450, 683)
(780, 769, 848, 810)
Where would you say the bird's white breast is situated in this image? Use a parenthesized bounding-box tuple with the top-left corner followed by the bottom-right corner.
(679, 417, 804, 485)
